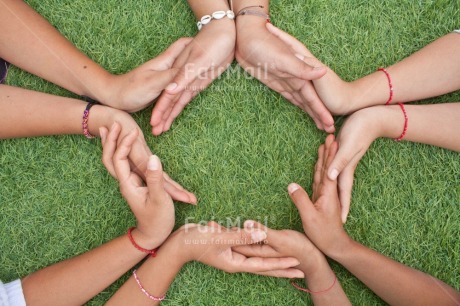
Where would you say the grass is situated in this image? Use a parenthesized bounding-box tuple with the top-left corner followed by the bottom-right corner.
(1, 0, 459, 305)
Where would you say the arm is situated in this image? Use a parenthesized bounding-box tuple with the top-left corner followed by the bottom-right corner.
(21, 129, 179, 305)
(268, 25, 460, 114)
(0, 0, 190, 112)
(288, 135, 460, 306)
(107, 222, 302, 305)
(0, 85, 197, 204)
(150, 0, 236, 135)
(234, 221, 351, 306)
(233, 1, 333, 132)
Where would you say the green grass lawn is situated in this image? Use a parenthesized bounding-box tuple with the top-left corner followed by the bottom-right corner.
(1, 0, 459, 305)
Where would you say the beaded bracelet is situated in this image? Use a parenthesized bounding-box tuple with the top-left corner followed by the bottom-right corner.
(128, 227, 157, 257)
(394, 103, 408, 142)
(236, 5, 271, 23)
(82, 102, 95, 139)
(291, 275, 337, 294)
(197, 10, 235, 31)
(133, 269, 166, 301)
(378, 67, 394, 105)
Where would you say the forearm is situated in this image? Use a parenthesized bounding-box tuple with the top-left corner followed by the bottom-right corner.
(187, 0, 232, 19)
(107, 238, 184, 305)
(350, 33, 460, 109)
(376, 103, 460, 152)
(330, 240, 460, 306)
(301, 259, 351, 306)
(0, 0, 111, 103)
(22, 233, 150, 306)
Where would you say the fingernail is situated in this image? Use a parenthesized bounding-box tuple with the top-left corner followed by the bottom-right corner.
(251, 230, 267, 241)
(244, 220, 254, 229)
(295, 53, 305, 61)
(329, 169, 339, 180)
(166, 83, 178, 91)
(148, 155, 161, 170)
(288, 183, 300, 194)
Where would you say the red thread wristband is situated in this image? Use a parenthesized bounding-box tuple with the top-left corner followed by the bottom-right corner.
(378, 67, 394, 105)
(128, 227, 157, 257)
(394, 103, 408, 142)
(291, 275, 337, 294)
(82, 103, 95, 139)
(133, 269, 166, 301)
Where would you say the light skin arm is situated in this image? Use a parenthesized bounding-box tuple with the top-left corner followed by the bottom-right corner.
(233, 1, 333, 132)
(0, 0, 191, 112)
(288, 135, 460, 306)
(267, 24, 460, 114)
(150, 0, 236, 135)
(21, 130, 178, 305)
(0, 85, 197, 204)
(107, 223, 303, 305)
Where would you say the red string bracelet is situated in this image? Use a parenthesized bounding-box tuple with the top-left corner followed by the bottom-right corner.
(82, 102, 95, 139)
(394, 103, 408, 142)
(378, 67, 394, 105)
(127, 227, 157, 257)
(291, 275, 337, 294)
(133, 269, 166, 301)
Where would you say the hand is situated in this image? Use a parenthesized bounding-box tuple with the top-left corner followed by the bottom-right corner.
(150, 20, 236, 135)
(100, 124, 176, 249)
(92, 106, 197, 205)
(102, 38, 193, 113)
(265, 24, 357, 116)
(327, 107, 386, 222)
(288, 135, 352, 258)
(235, 19, 333, 132)
(233, 220, 328, 278)
(163, 221, 303, 278)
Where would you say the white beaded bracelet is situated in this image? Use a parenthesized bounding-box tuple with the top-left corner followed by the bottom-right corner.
(197, 10, 235, 31)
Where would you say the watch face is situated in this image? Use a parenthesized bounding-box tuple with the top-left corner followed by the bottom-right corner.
(0, 58, 9, 84)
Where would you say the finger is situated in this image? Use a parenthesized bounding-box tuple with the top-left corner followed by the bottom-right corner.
(278, 52, 326, 81)
(338, 166, 355, 223)
(232, 244, 281, 258)
(144, 155, 168, 204)
(148, 37, 193, 70)
(244, 220, 289, 252)
(254, 268, 305, 279)
(287, 183, 315, 222)
(150, 88, 179, 134)
(266, 23, 313, 58)
(99, 127, 108, 145)
(312, 144, 325, 201)
(218, 226, 267, 246)
(163, 180, 197, 204)
(235, 256, 301, 274)
(101, 123, 121, 178)
(113, 128, 139, 183)
(299, 83, 335, 132)
(327, 136, 358, 181)
(162, 90, 195, 132)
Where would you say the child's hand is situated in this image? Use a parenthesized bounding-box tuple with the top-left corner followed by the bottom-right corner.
(163, 221, 304, 278)
(288, 135, 352, 258)
(238, 22, 332, 132)
(150, 20, 236, 136)
(103, 38, 193, 113)
(233, 221, 329, 279)
(100, 124, 176, 250)
(265, 23, 355, 116)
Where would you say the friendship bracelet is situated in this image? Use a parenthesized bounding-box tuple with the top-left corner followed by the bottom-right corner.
(291, 275, 337, 294)
(394, 103, 408, 142)
(82, 103, 95, 139)
(378, 67, 394, 105)
(236, 5, 271, 23)
(127, 227, 157, 257)
(197, 10, 235, 31)
(133, 269, 166, 301)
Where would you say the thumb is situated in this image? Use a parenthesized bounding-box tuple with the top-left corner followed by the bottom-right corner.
(338, 166, 355, 223)
(220, 227, 267, 246)
(145, 155, 165, 199)
(280, 53, 326, 81)
(288, 183, 315, 222)
(327, 141, 355, 181)
(149, 68, 179, 92)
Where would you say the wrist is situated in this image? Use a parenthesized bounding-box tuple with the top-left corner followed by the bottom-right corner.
(131, 227, 162, 251)
(325, 235, 356, 262)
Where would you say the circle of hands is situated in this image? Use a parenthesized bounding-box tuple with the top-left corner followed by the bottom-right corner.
(105, 21, 379, 277)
